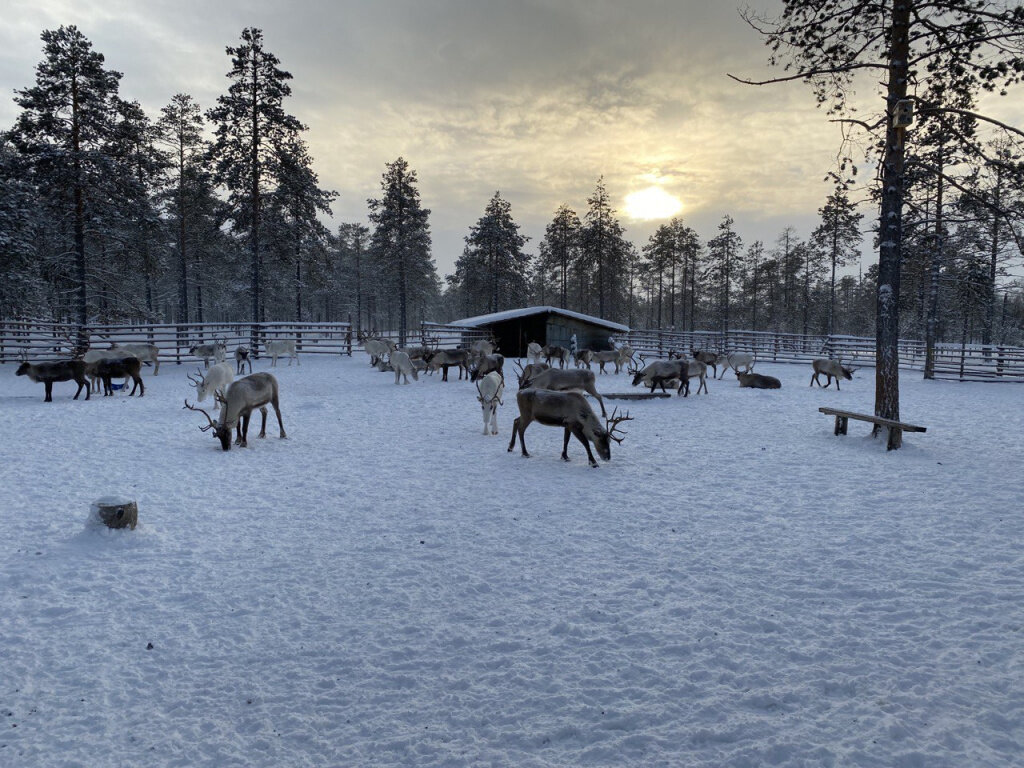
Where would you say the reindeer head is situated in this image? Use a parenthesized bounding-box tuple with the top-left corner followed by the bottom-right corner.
(628, 354, 647, 386)
(184, 398, 232, 451)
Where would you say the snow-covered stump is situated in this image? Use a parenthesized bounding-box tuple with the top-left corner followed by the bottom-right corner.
(90, 497, 138, 530)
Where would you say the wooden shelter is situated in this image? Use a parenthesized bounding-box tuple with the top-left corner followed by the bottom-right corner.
(450, 306, 629, 358)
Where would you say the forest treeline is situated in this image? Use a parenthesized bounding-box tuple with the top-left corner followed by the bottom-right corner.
(2, 25, 1022, 345)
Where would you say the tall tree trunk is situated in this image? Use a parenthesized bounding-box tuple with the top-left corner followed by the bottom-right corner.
(71, 75, 88, 352)
(250, 50, 261, 351)
(924, 144, 944, 379)
(875, 0, 910, 434)
(982, 162, 1002, 348)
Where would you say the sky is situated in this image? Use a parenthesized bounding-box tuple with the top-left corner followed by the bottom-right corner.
(0, 0, 935, 278)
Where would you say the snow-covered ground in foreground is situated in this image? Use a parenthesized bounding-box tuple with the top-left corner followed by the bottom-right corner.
(1, 354, 1021, 768)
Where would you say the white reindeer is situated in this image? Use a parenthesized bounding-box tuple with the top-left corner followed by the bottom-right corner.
(265, 339, 299, 367)
(188, 362, 234, 403)
(390, 351, 418, 384)
(475, 371, 504, 435)
(717, 351, 755, 379)
(527, 341, 543, 365)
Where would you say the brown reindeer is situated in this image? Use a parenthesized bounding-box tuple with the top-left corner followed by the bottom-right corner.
(16, 360, 90, 402)
(184, 372, 286, 451)
(507, 388, 632, 467)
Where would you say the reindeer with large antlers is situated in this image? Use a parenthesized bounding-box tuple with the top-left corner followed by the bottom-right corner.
(184, 372, 286, 451)
(507, 388, 632, 467)
(187, 362, 234, 403)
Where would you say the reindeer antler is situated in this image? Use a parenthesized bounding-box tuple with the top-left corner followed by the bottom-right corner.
(605, 407, 634, 444)
(186, 368, 204, 389)
(183, 399, 217, 432)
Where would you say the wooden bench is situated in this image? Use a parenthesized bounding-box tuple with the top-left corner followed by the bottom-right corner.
(818, 407, 927, 451)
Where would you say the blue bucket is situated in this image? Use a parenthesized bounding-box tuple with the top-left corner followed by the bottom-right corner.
(110, 382, 125, 391)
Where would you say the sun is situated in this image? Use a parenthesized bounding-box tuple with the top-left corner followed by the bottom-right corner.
(624, 186, 683, 220)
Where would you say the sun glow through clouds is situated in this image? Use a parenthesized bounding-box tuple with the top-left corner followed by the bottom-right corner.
(624, 185, 683, 220)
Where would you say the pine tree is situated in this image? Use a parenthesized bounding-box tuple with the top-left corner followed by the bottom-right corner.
(10, 25, 122, 345)
(207, 28, 306, 336)
(812, 187, 863, 336)
(581, 177, 629, 319)
(705, 215, 743, 334)
(367, 157, 437, 345)
(736, 0, 1024, 436)
(538, 205, 581, 309)
(157, 93, 206, 324)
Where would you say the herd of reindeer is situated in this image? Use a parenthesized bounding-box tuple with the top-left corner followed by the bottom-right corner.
(10, 332, 855, 466)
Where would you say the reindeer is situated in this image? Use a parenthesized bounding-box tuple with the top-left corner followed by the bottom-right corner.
(363, 338, 392, 366)
(542, 344, 570, 369)
(189, 341, 226, 369)
(184, 372, 286, 451)
(109, 342, 160, 375)
(690, 349, 721, 378)
(476, 370, 505, 435)
(470, 337, 497, 356)
(390, 350, 418, 384)
(810, 359, 854, 390)
(265, 339, 299, 367)
(83, 348, 124, 393)
(469, 353, 505, 382)
(526, 341, 544, 365)
(628, 356, 708, 396)
(573, 349, 594, 369)
(423, 348, 471, 381)
(737, 371, 781, 389)
(234, 346, 252, 375)
(616, 345, 635, 373)
(591, 349, 619, 374)
(518, 366, 607, 416)
(16, 360, 90, 401)
(513, 359, 549, 389)
(187, 362, 234, 403)
(507, 389, 632, 467)
(96, 357, 145, 397)
(717, 351, 755, 378)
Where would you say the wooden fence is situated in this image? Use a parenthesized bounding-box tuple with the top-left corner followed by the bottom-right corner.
(2, 320, 1021, 382)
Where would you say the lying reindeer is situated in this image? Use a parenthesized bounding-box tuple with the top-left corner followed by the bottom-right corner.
(234, 346, 252, 375)
(97, 356, 144, 397)
(519, 366, 608, 416)
(810, 358, 854, 390)
(184, 372, 286, 451)
(507, 388, 631, 467)
(476, 370, 504, 435)
(737, 371, 781, 389)
(16, 360, 90, 401)
(188, 362, 234, 402)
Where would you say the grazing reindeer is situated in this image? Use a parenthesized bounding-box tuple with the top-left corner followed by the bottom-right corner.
(717, 351, 755, 378)
(234, 346, 252, 375)
(519, 366, 608, 416)
(810, 359, 854, 390)
(423, 348, 471, 381)
(363, 338, 392, 366)
(542, 344, 570, 369)
(476, 370, 505, 435)
(188, 362, 234, 402)
(16, 360, 90, 401)
(265, 339, 299, 367)
(470, 353, 505, 382)
(97, 357, 145, 396)
(390, 351, 418, 384)
(108, 342, 160, 375)
(189, 342, 225, 369)
(184, 372, 286, 451)
(526, 341, 544, 365)
(507, 389, 632, 467)
(737, 371, 782, 389)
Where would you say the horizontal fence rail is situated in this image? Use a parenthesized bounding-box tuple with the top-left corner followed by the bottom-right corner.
(3, 320, 1022, 382)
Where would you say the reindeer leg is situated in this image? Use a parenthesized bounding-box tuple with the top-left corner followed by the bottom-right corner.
(507, 418, 519, 451)
(236, 417, 246, 447)
(572, 425, 599, 467)
(258, 406, 268, 438)
(561, 427, 572, 461)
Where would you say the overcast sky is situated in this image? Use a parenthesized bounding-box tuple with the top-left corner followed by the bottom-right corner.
(2, 0, 877, 277)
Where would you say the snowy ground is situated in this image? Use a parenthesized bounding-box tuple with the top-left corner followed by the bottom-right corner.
(1, 353, 1021, 767)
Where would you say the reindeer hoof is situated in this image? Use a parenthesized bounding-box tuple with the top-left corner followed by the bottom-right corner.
(562, 455, 570, 462)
